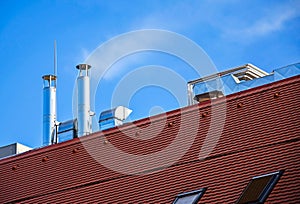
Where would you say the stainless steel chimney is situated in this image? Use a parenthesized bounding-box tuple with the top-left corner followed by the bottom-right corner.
(42, 75, 57, 146)
(76, 64, 92, 136)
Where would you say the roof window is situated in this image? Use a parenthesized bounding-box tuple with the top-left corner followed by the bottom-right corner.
(173, 188, 207, 204)
(237, 170, 284, 204)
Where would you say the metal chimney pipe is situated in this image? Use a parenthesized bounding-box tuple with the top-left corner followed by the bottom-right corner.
(42, 75, 57, 146)
(76, 64, 92, 136)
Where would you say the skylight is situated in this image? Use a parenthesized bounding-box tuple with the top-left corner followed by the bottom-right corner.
(237, 170, 284, 204)
(173, 188, 207, 204)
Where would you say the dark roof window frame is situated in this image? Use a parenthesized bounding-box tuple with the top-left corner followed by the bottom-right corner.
(237, 170, 284, 204)
(173, 188, 207, 204)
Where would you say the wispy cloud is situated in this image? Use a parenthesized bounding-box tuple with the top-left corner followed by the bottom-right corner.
(221, 1, 300, 41)
(246, 9, 298, 35)
(131, 1, 300, 42)
(80, 0, 300, 80)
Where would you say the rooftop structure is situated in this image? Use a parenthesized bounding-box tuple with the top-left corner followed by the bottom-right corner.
(0, 143, 32, 159)
(188, 63, 300, 105)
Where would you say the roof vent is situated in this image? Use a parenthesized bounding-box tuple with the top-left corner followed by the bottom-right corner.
(51, 119, 78, 144)
(194, 90, 224, 103)
(99, 106, 132, 130)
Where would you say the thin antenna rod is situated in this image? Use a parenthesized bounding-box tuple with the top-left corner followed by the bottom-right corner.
(54, 40, 57, 76)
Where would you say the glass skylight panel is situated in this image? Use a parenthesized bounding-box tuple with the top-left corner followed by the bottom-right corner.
(237, 170, 284, 204)
(173, 188, 206, 204)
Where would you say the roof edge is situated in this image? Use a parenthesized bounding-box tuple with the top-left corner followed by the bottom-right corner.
(1, 75, 299, 165)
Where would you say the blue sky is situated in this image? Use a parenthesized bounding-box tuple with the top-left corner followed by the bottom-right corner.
(0, 0, 299, 148)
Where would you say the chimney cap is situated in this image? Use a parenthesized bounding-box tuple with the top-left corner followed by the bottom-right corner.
(42, 75, 57, 81)
(76, 64, 91, 70)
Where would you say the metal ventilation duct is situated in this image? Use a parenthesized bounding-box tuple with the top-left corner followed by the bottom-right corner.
(99, 106, 132, 130)
(56, 119, 78, 143)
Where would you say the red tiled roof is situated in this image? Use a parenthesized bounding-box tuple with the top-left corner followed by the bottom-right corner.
(0, 75, 299, 203)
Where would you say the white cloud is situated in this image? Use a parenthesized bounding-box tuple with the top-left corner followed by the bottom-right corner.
(131, 1, 300, 43)
(79, 0, 300, 81)
(221, 1, 300, 41)
(248, 9, 298, 35)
